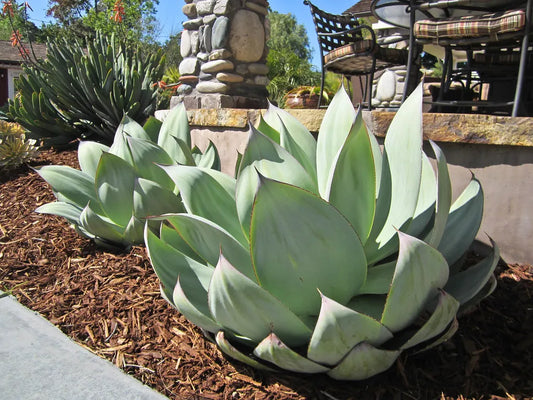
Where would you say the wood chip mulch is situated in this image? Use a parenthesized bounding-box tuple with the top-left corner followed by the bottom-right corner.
(0, 150, 532, 400)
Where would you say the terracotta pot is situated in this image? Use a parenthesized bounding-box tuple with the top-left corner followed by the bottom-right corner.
(285, 93, 320, 109)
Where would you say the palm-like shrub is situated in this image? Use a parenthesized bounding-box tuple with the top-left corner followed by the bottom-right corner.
(35, 104, 219, 249)
(145, 85, 499, 380)
(8, 32, 165, 146)
(0, 121, 39, 170)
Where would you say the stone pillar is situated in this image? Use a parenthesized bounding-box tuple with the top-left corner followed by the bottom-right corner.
(176, 0, 270, 109)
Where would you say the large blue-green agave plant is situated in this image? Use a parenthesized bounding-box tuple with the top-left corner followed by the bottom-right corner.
(145, 84, 499, 380)
(35, 104, 219, 249)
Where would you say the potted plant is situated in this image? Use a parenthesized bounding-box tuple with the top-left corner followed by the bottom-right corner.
(284, 86, 331, 109)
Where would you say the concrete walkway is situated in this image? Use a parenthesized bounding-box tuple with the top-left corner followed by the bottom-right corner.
(0, 292, 169, 400)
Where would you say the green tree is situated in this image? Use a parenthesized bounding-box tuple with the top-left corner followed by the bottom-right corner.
(163, 32, 182, 69)
(266, 12, 320, 106)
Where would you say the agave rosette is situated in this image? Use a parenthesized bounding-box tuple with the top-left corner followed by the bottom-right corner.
(35, 104, 219, 248)
(145, 85, 499, 379)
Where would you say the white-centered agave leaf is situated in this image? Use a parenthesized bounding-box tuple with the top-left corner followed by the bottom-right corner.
(216, 331, 276, 371)
(36, 202, 83, 224)
(80, 203, 125, 244)
(369, 83, 424, 257)
(381, 232, 449, 332)
(406, 153, 436, 238)
(316, 86, 357, 198)
(126, 137, 175, 191)
(359, 261, 395, 295)
(401, 290, 460, 350)
(444, 239, 500, 305)
(123, 215, 144, 244)
(157, 103, 191, 164)
(236, 126, 317, 237)
(78, 141, 110, 178)
(250, 177, 367, 316)
(145, 225, 213, 307)
(307, 294, 393, 366)
(327, 342, 400, 381)
(174, 277, 220, 333)
(35, 165, 101, 212)
(253, 333, 330, 373)
(161, 165, 246, 246)
(262, 104, 317, 181)
(326, 111, 376, 243)
(208, 254, 313, 347)
(426, 140, 452, 247)
(163, 214, 255, 280)
(95, 152, 136, 227)
(438, 178, 484, 265)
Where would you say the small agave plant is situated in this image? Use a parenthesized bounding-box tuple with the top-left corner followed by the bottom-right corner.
(35, 104, 219, 249)
(145, 84, 499, 380)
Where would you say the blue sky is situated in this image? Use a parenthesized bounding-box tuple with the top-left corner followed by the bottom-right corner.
(24, 0, 358, 67)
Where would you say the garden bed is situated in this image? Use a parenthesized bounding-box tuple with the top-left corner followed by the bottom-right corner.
(0, 149, 532, 400)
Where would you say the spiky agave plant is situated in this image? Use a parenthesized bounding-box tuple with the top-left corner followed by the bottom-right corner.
(144, 84, 499, 379)
(35, 104, 219, 249)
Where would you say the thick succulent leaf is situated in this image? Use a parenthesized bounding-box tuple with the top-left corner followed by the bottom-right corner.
(307, 294, 393, 366)
(262, 104, 317, 181)
(163, 214, 255, 280)
(35, 201, 82, 224)
(415, 317, 459, 353)
(120, 115, 151, 140)
(250, 177, 367, 316)
(35, 165, 100, 211)
(216, 331, 275, 371)
(256, 114, 280, 143)
(426, 141, 452, 247)
(347, 295, 386, 321)
(174, 138, 197, 166)
(133, 178, 183, 219)
(193, 141, 220, 170)
(457, 273, 497, 315)
(327, 342, 400, 381)
(444, 239, 499, 305)
(316, 86, 357, 198)
(80, 203, 125, 244)
(253, 333, 329, 373)
(145, 225, 214, 309)
(406, 153, 436, 238)
(161, 165, 246, 246)
(438, 178, 484, 265)
(108, 130, 134, 164)
(143, 116, 162, 142)
(159, 222, 204, 264)
(208, 254, 313, 347)
(123, 216, 144, 244)
(373, 83, 424, 251)
(157, 103, 191, 164)
(368, 129, 383, 196)
(77, 141, 109, 178)
(95, 152, 136, 227)
(326, 111, 376, 243)
(174, 277, 220, 333)
(359, 262, 395, 295)
(401, 290, 460, 349)
(126, 137, 175, 191)
(381, 232, 449, 332)
(236, 127, 317, 236)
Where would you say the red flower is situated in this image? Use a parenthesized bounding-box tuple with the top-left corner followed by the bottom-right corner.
(10, 30, 20, 47)
(2, 1, 14, 17)
(111, 0, 125, 23)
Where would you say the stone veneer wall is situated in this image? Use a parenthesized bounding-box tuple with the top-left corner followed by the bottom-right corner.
(177, 0, 270, 109)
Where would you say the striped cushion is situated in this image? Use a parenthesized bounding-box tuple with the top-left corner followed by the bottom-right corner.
(414, 9, 525, 41)
(324, 41, 408, 74)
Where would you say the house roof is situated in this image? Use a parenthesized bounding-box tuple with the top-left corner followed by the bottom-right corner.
(0, 40, 47, 64)
(344, 0, 373, 16)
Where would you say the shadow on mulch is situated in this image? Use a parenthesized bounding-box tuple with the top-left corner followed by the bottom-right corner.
(0, 150, 531, 400)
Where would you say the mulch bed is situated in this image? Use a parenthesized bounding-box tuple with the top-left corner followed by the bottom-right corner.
(0, 149, 532, 400)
